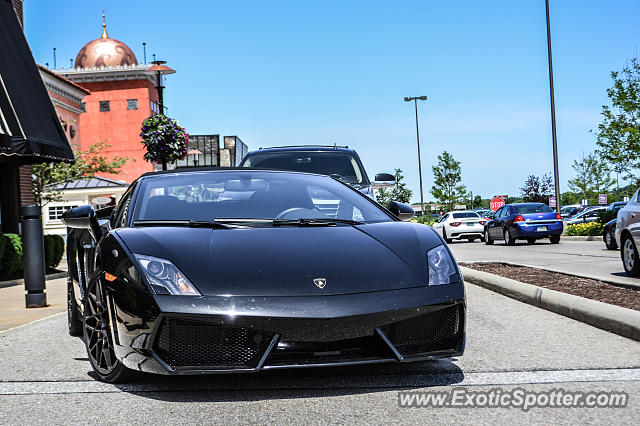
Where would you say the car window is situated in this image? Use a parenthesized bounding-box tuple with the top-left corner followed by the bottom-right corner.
(110, 185, 134, 228)
(494, 207, 503, 217)
(242, 151, 368, 185)
(441, 214, 450, 222)
(514, 204, 553, 214)
(134, 171, 391, 223)
(452, 212, 480, 219)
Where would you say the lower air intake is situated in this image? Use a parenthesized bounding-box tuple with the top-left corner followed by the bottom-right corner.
(153, 318, 274, 369)
(380, 304, 463, 357)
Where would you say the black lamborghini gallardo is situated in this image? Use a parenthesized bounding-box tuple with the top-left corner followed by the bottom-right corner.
(63, 168, 465, 382)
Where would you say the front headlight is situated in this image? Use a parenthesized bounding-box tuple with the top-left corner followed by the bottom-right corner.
(427, 244, 459, 285)
(134, 254, 201, 296)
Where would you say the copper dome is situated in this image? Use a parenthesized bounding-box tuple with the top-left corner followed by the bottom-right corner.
(74, 12, 137, 69)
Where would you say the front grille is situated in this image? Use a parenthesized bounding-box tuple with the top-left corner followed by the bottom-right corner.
(379, 304, 463, 357)
(153, 318, 274, 369)
(265, 335, 389, 366)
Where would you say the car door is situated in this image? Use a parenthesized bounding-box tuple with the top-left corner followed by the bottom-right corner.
(489, 207, 503, 238)
(435, 213, 449, 233)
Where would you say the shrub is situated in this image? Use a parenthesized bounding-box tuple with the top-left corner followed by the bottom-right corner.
(0, 233, 23, 279)
(412, 215, 438, 226)
(565, 222, 604, 236)
(44, 234, 65, 271)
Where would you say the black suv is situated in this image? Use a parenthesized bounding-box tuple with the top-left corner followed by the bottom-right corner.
(239, 145, 393, 198)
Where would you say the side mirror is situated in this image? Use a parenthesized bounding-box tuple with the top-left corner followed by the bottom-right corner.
(62, 205, 103, 240)
(388, 201, 414, 221)
(374, 173, 395, 182)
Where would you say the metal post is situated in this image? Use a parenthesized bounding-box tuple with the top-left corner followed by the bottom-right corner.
(53, 47, 56, 69)
(143, 42, 147, 64)
(413, 99, 425, 215)
(545, 0, 561, 212)
(20, 206, 46, 308)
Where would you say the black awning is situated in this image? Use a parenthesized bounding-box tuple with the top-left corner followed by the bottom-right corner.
(0, 0, 74, 164)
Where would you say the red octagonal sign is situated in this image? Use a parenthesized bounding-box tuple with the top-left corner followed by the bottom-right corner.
(490, 197, 505, 212)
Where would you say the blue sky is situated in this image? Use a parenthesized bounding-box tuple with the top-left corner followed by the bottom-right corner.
(24, 0, 640, 202)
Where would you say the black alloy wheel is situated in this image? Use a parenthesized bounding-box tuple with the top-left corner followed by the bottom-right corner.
(550, 235, 561, 244)
(504, 228, 515, 246)
(83, 272, 137, 383)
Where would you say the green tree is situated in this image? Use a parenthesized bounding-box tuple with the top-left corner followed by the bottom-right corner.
(595, 57, 640, 187)
(430, 151, 467, 211)
(32, 142, 128, 206)
(520, 174, 554, 203)
(375, 168, 412, 207)
(567, 153, 614, 203)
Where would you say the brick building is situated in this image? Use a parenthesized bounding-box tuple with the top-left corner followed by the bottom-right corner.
(55, 16, 161, 183)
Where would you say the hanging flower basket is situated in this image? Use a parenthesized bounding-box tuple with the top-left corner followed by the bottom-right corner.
(140, 115, 189, 170)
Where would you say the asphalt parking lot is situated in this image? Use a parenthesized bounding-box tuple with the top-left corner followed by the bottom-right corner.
(1, 282, 639, 424)
(448, 238, 638, 287)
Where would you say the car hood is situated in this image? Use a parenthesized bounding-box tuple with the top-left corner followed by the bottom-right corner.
(116, 222, 441, 297)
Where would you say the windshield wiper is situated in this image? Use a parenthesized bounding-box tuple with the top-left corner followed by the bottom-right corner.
(133, 220, 234, 229)
(272, 218, 364, 226)
(213, 218, 364, 227)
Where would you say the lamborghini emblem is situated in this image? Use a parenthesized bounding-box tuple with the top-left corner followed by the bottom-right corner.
(313, 278, 327, 289)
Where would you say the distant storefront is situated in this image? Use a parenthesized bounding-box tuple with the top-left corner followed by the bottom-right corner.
(42, 176, 128, 236)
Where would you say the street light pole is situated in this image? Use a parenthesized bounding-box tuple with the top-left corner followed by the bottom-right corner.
(545, 0, 561, 212)
(404, 96, 427, 215)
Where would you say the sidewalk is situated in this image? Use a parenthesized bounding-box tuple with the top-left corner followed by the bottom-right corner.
(0, 277, 67, 332)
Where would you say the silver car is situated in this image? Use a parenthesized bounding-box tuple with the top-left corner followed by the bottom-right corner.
(615, 188, 640, 276)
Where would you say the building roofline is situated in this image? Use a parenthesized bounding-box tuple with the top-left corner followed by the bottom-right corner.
(37, 65, 90, 94)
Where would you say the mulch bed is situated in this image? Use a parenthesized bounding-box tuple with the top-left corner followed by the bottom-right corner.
(460, 262, 640, 311)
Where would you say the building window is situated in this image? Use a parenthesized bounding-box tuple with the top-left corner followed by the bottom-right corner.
(127, 99, 138, 110)
(79, 102, 86, 112)
(99, 101, 110, 112)
(48, 205, 77, 221)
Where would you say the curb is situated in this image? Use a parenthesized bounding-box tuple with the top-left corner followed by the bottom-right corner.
(560, 235, 600, 241)
(460, 266, 640, 342)
(460, 261, 640, 290)
(0, 271, 67, 290)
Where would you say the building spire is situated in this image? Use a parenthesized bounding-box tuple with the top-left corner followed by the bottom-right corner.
(101, 8, 108, 39)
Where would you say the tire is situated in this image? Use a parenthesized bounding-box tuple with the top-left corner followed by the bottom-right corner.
(550, 235, 561, 244)
(527, 238, 536, 244)
(484, 229, 493, 245)
(83, 271, 139, 383)
(621, 235, 640, 277)
(504, 228, 515, 246)
(604, 229, 618, 250)
(443, 229, 452, 244)
(67, 276, 83, 337)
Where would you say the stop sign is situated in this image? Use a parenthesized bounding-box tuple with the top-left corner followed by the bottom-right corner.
(490, 197, 505, 212)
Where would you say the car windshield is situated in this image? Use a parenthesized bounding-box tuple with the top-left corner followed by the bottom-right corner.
(242, 151, 368, 185)
(514, 204, 553, 214)
(452, 212, 480, 219)
(133, 171, 391, 223)
(560, 206, 576, 214)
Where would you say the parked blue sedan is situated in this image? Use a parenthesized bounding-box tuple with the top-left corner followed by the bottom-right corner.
(484, 203, 563, 245)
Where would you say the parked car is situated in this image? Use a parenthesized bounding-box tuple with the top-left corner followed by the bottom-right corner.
(600, 201, 628, 223)
(565, 206, 606, 226)
(239, 145, 394, 198)
(432, 210, 486, 243)
(615, 189, 640, 276)
(560, 204, 598, 219)
(473, 208, 490, 218)
(484, 203, 563, 245)
(62, 168, 465, 382)
(603, 218, 618, 250)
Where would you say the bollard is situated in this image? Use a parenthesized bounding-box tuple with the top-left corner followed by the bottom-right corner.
(20, 205, 47, 308)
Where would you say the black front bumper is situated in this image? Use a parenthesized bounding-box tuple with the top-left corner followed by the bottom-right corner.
(110, 285, 465, 375)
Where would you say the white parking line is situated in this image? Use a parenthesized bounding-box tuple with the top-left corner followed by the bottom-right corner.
(0, 312, 65, 335)
(1, 368, 640, 395)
